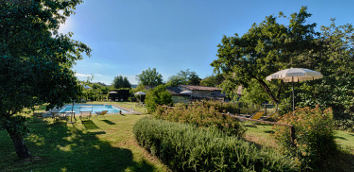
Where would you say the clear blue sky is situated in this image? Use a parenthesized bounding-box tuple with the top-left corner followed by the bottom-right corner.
(58, 0, 354, 85)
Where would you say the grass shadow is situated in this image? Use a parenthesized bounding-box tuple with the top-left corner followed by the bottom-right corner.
(101, 120, 115, 125)
(335, 136, 347, 140)
(81, 120, 99, 130)
(0, 116, 157, 171)
(320, 151, 354, 172)
(88, 131, 106, 135)
(264, 130, 275, 134)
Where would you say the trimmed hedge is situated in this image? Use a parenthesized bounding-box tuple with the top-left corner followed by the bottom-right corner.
(134, 117, 297, 172)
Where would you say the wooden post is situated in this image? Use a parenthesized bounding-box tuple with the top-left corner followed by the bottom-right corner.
(290, 125, 296, 147)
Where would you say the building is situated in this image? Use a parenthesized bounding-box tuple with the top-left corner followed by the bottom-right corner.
(144, 85, 233, 103)
(177, 85, 227, 102)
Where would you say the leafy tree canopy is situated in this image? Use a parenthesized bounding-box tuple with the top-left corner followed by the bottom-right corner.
(299, 20, 354, 117)
(166, 69, 201, 87)
(136, 68, 163, 86)
(0, 0, 90, 160)
(200, 74, 225, 87)
(212, 6, 354, 118)
(113, 75, 131, 89)
(212, 6, 319, 105)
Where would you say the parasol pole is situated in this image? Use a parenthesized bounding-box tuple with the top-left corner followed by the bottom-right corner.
(292, 76, 295, 115)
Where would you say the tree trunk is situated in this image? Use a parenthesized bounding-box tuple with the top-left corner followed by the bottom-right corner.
(6, 128, 32, 161)
(256, 78, 280, 104)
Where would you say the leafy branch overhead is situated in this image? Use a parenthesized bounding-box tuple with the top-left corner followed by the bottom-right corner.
(212, 6, 354, 110)
(0, 0, 91, 160)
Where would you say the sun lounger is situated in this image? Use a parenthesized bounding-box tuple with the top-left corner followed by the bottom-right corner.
(95, 110, 108, 118)
(262, 110, 278, 120)
(250, 111, 265, 120)
(80, 111, 92, 120)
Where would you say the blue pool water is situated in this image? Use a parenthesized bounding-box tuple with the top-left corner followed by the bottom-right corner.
(59, 104, 126, 114)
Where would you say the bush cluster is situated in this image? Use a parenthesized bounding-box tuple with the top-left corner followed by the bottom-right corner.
(272, 106, 337, 171)
(334, 118, 354, 132)
(134, 117, 297, 172)
(153, 101, 246, 137)
(145, 85, 173, 113)
(197, 101, 241, 114)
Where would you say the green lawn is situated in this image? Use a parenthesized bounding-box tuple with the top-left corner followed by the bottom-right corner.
(2, 102, 354, 171)
(0, 110, 169, 171)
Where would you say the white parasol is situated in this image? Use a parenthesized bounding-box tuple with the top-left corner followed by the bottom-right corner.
(266, 68, 323, 115)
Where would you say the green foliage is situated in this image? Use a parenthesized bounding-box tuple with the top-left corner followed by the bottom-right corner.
(200, 74, 225, 87)
(187, 72, 201, 85)
(273, 106, 337, 171)
(166, 69, 201, 87)
(154, 101, 246, 137)
(211, 7, 318, 105)
(298, 20, 354, 118)
(145, 85, 173, 112)
(136, 68, 163, 86)
(80, 82, 110, 101)
(212, 6, 354, 121)
(333, 118, 354, 133)
(165, 75, 185, 87)
(134, 117, 298, 171)
(240, 79, 271, 106)
(113, 75, 131, 89)
(0, 0, 90, 159)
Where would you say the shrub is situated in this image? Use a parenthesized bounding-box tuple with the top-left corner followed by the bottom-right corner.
(272, 106, 337, 171)
(333, 117, 354, 132)
(134, 117, 297, 172)
(198, 100, 241, 114)
(196, 100, 260, 115)
(154, 101, 246, 137)
(145, 85, 173, 113)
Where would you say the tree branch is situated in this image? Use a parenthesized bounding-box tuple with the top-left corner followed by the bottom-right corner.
(255, 78, 279, 104)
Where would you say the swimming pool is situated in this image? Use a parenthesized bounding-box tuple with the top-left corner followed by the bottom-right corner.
(59, 104, 126, 114)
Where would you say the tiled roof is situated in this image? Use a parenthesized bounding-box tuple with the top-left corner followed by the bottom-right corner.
(178, 85, 222, 91)
(166, 87, 181, 95)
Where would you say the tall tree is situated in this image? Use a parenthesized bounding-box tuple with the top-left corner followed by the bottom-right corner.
(297, 20, 354, 117)
(136, 68, 163, 86)
(211, 7, 318, 106)
(0, 0, 90, 160)
(187, 71, 201, 85)
(166, 75, 185, 87)
(122, 77, 131, 88)
(113, 75, 131, 89)
(166, 69, 201, 87)
(200, 74, 225, 87)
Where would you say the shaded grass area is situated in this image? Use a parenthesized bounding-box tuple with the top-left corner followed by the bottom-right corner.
(243, 122, 354, 171)
(81, 120, 100, 130)
(0, 113, 168, 172)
